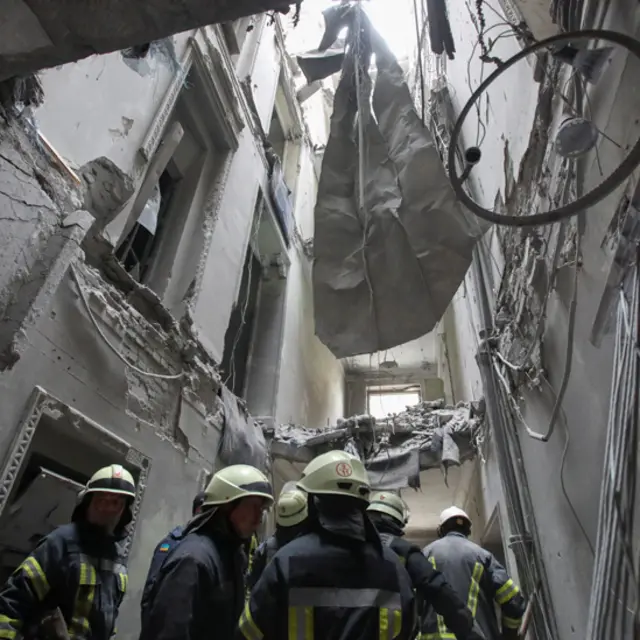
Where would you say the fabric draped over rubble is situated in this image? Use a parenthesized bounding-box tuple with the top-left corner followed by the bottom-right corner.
(265, 399, 484, 490)
(300, 4, 483, 359)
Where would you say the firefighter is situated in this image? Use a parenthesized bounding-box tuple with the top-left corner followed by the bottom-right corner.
(238, 450, 416, 639)
(140, 491, 205, 626)
(139, 464, 273, 640)
(0, 464, 136, 640)
(422, 507, 526, 640)
(367, 491, 476, 639)
(247, 487, 308, 590)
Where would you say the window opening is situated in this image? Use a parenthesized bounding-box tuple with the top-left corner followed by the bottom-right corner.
(219, 243, 262, 398)
(367, 385, 421, 419)
(115, 167, 181, 282)
(0, 408, 147, 582)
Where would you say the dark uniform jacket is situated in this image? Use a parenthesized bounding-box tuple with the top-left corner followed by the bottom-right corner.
(374, 517, 473, 639)
(139, 526, 245, 640)
(239, 509, 416, 640)
(0, 522, 128, 640)
(140, 526, 185, 626)
(247, 523, 306, 591)
(422, 533, 526, 640)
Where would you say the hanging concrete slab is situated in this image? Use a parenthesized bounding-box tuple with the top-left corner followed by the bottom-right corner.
(0, 0, 299, 81)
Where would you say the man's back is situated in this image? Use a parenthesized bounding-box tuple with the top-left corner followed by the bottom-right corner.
(140, 526, 185, 625)
(423, 533, 525, 640)
(141, 531, 245, 640)
(240, 530, 416, 639)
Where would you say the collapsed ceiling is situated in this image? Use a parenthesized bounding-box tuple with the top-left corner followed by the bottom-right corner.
(266, 398, 485, 489)
(0, 0, 301, 81)
(301, 4, 486, 359)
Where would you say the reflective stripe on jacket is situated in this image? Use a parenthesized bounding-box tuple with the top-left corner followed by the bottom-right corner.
(247, 537, 279, 592)
(377, 531, 473, 639)
(239, 530, 416, 640)
(422, 533, 526, 640)
(0, 522, 127, 640)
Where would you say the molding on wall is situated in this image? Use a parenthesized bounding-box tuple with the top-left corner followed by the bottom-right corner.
(0, 386, 152, 557)
(139, 44, 194, 162)
(191, 34, 244, 150)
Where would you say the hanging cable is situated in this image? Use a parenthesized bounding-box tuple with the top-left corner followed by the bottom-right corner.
(69, 264, 185, 381)
(412, 0, 426, 123)
(586, 256, 640, 639)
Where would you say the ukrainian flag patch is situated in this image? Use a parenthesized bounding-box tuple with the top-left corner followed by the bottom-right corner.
(159, 543, 171, 552)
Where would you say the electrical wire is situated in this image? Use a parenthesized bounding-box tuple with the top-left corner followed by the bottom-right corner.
(586, 258, 640, 639)
(70, 264, 185, 381)
(412, 0, 426, 123)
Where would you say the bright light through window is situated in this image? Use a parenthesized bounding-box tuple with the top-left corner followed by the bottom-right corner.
(368, 391, 420, 418)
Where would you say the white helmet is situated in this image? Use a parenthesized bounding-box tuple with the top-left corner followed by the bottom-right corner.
(297, 450, 370, 501)
(367, 491, 408, 526)
(203, 465, 274, 508)
(276, 489, 308, 527)
(438, 506, 471, 535)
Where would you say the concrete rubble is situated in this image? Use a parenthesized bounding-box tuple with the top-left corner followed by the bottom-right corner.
(266, 399, 484, 488)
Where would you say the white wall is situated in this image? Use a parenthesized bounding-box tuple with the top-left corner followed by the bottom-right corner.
(32, 17, 345, 429)
(36, 34, 194, 172)
(439, 2, 640, 638)
(275, 141, 345, 428)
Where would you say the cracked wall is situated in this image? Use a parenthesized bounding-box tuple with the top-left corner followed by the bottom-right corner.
(439, 1, 640, 638)
(0, 13, 344, 638)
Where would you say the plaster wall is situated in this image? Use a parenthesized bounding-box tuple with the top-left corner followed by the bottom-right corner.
(439, 2, 640, 638)
(35, 33, 194, 172)
(0, 13, 346, 640)
(0, 268, 214, 640)
(275, 145, 345, 428)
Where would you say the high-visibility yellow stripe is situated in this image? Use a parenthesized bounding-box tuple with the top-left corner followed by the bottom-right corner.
(117, 572, 128, 592)
(288, 606, 313, 640)
(427, 557, 450, 637)
(496, 579, 519, 605)
(69, 563, 97, 640)
(0, 615, 21, 640)
(18, 557, 50, 600)
(467, 562, 484, 617)
(418, 634, 456, 639)
(239, 602, 264, 640)
(392, 609, 401, 638)
(502, 615, 522, 630)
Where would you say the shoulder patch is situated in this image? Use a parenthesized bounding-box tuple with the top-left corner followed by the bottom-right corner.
(159, 543, 171, 552)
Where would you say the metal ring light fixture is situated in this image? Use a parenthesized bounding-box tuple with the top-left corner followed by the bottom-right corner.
(448, 29, 640, 227)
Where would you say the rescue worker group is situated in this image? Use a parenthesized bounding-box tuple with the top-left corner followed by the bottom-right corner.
(0, 451, 525, 640)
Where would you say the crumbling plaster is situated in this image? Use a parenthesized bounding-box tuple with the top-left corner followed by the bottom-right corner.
(0, 11, 345, 640)
(440, 1, 640, 638)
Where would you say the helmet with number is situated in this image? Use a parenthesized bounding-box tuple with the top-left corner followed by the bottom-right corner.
(367, 491, 408, 526)
(203, 465, 274, 508)
(297, 450, 370, 501)
(438, 506, 471, 537)
(73, 464, 137, 531)
(276, 489, 308, 527)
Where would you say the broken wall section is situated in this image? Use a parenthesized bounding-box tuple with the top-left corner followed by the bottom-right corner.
(436, 2, 640, 639)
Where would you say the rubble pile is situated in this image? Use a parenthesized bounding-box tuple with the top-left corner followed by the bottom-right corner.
(265, 399, 485, 489)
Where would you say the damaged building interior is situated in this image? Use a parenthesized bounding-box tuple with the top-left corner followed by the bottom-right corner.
(0, 0, 639, 638)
